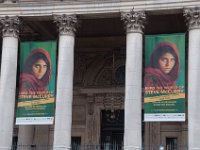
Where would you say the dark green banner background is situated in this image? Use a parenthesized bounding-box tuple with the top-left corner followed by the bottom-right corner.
(16, 41, 57, 125)
(144, 34, 185, 122)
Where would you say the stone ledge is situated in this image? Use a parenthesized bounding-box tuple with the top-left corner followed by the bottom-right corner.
(0, 0, 199, 17)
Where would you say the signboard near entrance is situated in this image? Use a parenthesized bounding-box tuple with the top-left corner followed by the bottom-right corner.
(16, 41, 57, 125)
(144, 34, 185, 122)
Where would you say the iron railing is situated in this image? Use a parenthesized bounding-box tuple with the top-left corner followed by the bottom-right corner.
(12, 145, 53, 150)
(12, 144, 188, 150)
(12, 144, 123, 150)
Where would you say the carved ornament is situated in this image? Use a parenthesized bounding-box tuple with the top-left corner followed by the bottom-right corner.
(121, 9, 146, 33)
(184, 7, 200, 30)
(53, 14, 78, 36)
(0, 16, 20, 38)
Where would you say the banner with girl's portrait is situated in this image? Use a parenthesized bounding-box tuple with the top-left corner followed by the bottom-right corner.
(16, 41, 57, 125)
(144, 34, 185, 122)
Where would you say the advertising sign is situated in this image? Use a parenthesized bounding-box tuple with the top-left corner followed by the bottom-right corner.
(16, 41, 57, 125)
(144, 34, 185, 121)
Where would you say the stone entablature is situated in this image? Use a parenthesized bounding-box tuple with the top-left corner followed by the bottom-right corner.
(0, 0, 200, 17)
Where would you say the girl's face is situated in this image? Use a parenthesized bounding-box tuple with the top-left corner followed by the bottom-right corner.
(32, 59, 48, 80)
(158, 52, 176, 74)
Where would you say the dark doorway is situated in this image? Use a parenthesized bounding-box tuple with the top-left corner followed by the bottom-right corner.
(12, 136, 18, 150)
(71, 137, 81, 150)
(166, 137, 178, 150)
(101, 110, 124, 150)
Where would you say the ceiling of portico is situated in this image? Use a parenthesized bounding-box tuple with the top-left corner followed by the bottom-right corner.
(19, 13, 186, 51)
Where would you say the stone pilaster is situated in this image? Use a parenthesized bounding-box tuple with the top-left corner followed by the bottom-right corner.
(0, 16, 20, 149)
(17, 126, 34, 150)
(121, 9, 146, 150)
(184, 7, 200, 150)
(53, 14, 78, 150)
(85, 95, 95, 145)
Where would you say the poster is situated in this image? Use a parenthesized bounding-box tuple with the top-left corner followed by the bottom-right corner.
(144, 34, 185, 121)
(16, 41, 57, 125)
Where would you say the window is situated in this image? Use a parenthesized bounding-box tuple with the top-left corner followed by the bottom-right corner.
(101, 110, 124, 150)
(71, 137, 81, 150)
(166, 137, 178, 150)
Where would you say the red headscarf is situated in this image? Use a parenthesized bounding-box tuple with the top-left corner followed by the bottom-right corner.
(19, 48, 51, 92)
(144, 41, 180, 87)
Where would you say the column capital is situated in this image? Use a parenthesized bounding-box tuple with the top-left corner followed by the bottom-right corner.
(184, 7, 200, 30)
(0, 16, 21, 38)
(121, 9, 146, 33)
(53, 14, 78, 36)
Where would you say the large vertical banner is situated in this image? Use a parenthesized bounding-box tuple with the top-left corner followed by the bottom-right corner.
(16, 41, 57, 125)
(144, 34, 185, 121)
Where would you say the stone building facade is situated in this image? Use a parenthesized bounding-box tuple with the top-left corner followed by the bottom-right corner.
(0, 0, 200, 150)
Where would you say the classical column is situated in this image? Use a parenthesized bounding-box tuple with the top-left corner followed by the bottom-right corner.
(0, 16, 20, 149)
(184, 7, 200, 150)
(121, 10, 146, 150)
(53, 14, 78, 150)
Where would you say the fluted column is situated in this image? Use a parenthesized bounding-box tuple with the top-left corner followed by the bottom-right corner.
(0, 16, 20, 149)
(121, 10, 146, 150)
(53, 14, 78, 150)
(184, 7, 200, 150)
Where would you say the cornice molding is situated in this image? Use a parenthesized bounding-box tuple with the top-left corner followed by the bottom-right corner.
(0, 1, 199, 17)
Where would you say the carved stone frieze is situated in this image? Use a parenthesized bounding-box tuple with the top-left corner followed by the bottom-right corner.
(184, 7, 200, 30)
(0, 16, 21, 38)
(95, 93, 124, 108)
(121, 9, 146, 33)
(53, 14, 78, 36)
